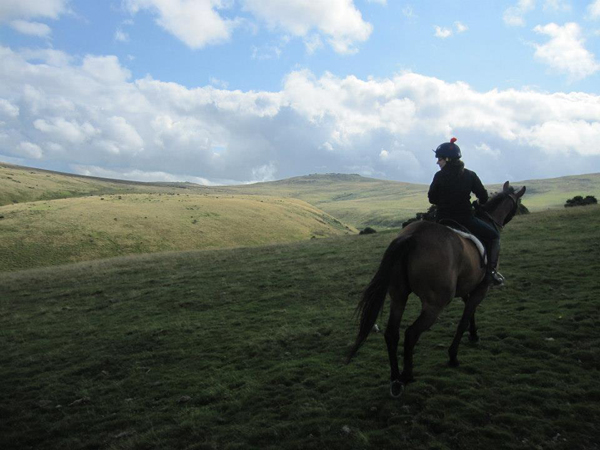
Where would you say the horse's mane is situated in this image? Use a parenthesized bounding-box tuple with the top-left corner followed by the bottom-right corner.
(481, 187, 514, 212)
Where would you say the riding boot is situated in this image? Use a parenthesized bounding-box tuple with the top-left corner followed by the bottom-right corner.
(485, 238, 505, 286)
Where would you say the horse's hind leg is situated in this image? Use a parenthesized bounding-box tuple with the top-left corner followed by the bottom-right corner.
(468, 312, 479, 343)
(401, 302, 443, 384)
(449, 288, 488, 366)
(384, 283, 409, 398)
(462, 296, 480, 342)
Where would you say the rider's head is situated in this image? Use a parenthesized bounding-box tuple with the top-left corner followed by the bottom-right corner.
(434, 137, 461, 161)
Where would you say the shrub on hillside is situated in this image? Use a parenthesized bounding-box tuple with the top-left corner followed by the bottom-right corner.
(564, 195, 597, 208)
(402, 206, 437, 228)
(359, 227, 377, 235)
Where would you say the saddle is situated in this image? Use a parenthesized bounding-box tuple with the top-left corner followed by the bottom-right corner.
(439, 219, 487, 267)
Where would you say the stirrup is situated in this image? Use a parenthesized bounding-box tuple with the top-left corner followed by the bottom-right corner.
(491, 270, 505, 286)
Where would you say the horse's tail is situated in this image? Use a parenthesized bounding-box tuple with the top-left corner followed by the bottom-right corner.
(347, 234, 412, 363)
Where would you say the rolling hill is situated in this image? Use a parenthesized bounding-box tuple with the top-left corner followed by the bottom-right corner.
(0, 162, 200, 206)
(0, 192, 354, 272)
(2, 161, 600, 272)
(4, 162, 599, 229)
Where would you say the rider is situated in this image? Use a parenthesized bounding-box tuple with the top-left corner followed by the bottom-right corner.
(427, 138, 504, 286)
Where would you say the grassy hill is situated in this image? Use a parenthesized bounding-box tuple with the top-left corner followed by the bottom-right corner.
(2, 161, 600, 272)
(0, 162, 201, 206)
(218, 172, 600, 228)
(214, 173, 430, 229)
(0, 193, 354, 272)
(5, 162, 600, 229)
(1, 205, 599, 449)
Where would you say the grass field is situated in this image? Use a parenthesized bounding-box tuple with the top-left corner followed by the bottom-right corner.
(0, 193, 354, 272)
(1, 205, 598, 449)
(0, 162, 193, 207)
(4, 162, 600, 231)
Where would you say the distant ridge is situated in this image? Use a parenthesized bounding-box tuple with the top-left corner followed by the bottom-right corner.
(0, 161, 198, 188)
(2, 160, 600, 228)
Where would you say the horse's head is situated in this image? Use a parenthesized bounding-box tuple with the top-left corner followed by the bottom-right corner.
(481, 181, 526, 229)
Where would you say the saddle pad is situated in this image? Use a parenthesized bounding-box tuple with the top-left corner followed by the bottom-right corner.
(447, 227, 487, 265)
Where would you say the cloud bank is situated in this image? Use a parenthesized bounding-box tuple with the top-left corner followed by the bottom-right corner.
(0, 45, 599, 185)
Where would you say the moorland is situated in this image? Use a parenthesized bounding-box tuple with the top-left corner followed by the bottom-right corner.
(1, 162, 599, 449)
(2, 161, 599, 271)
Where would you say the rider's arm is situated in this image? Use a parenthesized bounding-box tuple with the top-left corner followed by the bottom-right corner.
(428, 172, 441, 205)
(471, 172, 489, 204)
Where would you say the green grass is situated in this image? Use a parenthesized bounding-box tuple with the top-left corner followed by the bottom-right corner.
(5, 162, 600, 230)
(0, 162, 195, 207)
(0, 193, 354, 272)
(1, 205, 599, 449)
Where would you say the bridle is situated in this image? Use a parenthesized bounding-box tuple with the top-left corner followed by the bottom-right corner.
(478, 192, 518, 231)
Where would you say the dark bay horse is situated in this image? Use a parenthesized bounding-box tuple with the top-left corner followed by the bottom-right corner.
(348, 181, 526, 397)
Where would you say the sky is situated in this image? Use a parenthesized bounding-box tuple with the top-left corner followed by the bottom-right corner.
(0, 0, 599, 186)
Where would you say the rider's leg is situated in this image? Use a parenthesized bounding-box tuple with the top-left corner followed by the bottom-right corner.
(465, 217, 504, 286)
(486, 238, 504, 285)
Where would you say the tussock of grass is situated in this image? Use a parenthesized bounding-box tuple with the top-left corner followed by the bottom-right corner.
(1, 206, 599, 449)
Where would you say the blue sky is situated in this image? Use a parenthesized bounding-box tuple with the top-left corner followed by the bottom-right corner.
(1, 0, 599, 185)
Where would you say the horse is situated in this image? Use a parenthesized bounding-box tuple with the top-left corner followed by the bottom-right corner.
(347, 181, 526, 398)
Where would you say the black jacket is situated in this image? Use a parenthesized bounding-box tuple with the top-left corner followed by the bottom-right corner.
(428, 165, 488, 220)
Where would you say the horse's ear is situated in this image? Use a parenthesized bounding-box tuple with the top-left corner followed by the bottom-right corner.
(516, 186, 526, 198)
(503, 181, 510, 191)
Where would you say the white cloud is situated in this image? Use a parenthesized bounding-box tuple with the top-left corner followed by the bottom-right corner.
(251, 42, 283, 60)
(1, 44, 600, 185)
(0, 99, 19, 117)
(20, 48, 72, 66)
(402, 6, 417, 19)
(0, 0, 70, 21)
(242, 0, 372, 54)
(209, 77, 229, 89)
(124, 0, 237, 49)
(434, 26, 452, 39)
(533, 22, 600, 81)
(543, 0, 571, 12)
(9, 20, 52, 37)
(251, 162, 277, 182)
(379, 146, 421, 174)
(434, 22, 468, 38)
(366, 0, 387, 4)
(122, 0, 372, 54)
(81, 55, 132, 83)
(114, 30, 130, 42)
(34, 117, 99, 144)
(455, 21, 468, 33)
(16, 141, 43, 159)
(475, 142, 501, 159)
(589, 0, 600, 19)
(304, 34, 323, 55)
(72, 165, 218, 185)
(503, 0, 535, 27)
(523, 120, 600, 155)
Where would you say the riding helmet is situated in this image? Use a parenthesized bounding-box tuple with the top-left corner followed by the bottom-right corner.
(434, 137, 461, 159)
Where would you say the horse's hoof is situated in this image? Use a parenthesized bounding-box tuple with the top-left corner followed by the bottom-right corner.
(448, 358, 460, 367)
(390, 380, 404, 399)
